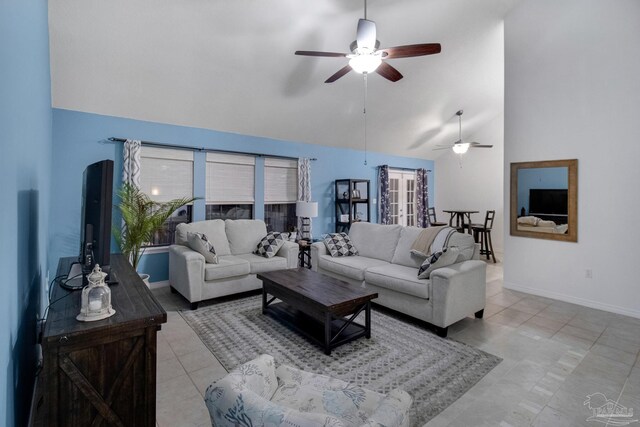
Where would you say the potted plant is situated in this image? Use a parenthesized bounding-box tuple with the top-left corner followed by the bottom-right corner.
(113, 183, 197, 283)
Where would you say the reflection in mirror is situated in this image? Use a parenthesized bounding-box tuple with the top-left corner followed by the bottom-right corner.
(510, 159, 577, 242)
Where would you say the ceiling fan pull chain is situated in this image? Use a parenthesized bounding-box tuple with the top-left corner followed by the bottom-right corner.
(363, 72, 368, 165)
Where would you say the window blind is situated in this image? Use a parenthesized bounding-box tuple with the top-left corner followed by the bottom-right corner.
(264, 158, 298, 204)
(206, 152, 255, 203)
(140, 147, 194, 203)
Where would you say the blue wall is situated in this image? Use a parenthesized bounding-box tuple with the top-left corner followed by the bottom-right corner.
(0, 0, 52, 425)
(51, 109, 435, 282)
(517, 167, 568, 215)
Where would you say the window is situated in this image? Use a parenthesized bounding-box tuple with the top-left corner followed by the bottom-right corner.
(206, 153, 255, 220)
(139, 147, 194, 246)
(388, 171, 416, 227)
(263, 158, 298, 232)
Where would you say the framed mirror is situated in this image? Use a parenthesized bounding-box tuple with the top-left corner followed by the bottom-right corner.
(510, 159, 578, 242)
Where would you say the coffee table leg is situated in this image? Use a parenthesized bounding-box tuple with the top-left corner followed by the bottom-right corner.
(262, 286, 267, 314)
(365, 302, 371, 339)
(324, 312, 332, 355)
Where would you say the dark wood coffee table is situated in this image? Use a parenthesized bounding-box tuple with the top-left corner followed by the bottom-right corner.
(257, 268, 378, 355)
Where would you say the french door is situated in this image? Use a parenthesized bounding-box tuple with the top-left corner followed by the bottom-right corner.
(388, 171, 416, 226)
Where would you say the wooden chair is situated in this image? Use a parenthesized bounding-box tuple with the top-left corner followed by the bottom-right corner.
(471, 210, 497, 263)
(427, 207, 448, 227)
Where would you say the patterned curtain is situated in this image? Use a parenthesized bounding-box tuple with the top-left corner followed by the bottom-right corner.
(377, 165, 390, 224)
(297, 158, 312, 235)
(416, 168, 430, 228)
(123, 139, 142, 188)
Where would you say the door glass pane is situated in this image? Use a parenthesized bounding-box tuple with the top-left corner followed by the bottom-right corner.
(389, 178, 400, 225)
(406, 178, 415, 227)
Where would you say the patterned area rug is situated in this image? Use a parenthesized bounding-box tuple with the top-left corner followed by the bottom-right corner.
(180, 295, 501, 426)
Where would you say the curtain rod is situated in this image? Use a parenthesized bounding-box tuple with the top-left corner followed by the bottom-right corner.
(389, 166, 432, 172)
(107, 137, 317, 161)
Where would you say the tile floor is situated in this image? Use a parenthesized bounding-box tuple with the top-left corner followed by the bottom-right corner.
(152, 261, 640, 427)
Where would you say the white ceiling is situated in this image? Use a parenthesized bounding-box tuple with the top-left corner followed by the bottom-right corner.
(49, 0, 519, 159)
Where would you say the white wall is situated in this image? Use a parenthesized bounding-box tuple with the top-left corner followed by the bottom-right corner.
(504, 0, 640, 317)
(435, 113, 504, 253)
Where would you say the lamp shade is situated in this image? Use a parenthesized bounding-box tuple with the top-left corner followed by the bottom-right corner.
(296, 201, 318, 218)
(349, 54, 382, 74)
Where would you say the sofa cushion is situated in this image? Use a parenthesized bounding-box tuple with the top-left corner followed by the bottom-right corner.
(323, 232, 359, 257)
(365, 264, 431, 299)
(235, 253, 288, 274)
(348, 222, 402, 262)
(186, 232, 218, 264)
(254, 232, 286, 258)
(391, 226, 427, 268)
(448, 232, 476, 262)
(319, 255, 389, 281)
(225, 219, 268, 255)
(175, 220, 231, 256)
(204, 255, 250, 281)
(417, 247, 459, 279)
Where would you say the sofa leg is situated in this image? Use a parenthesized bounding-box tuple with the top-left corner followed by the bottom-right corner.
(475, 309, 484, 319)
(190, 302, 199, 310)
(433, 325, 448, 338)
(170, 286, 177, 294)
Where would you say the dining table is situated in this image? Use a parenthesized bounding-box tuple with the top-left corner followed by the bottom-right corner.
(442, 209, 479, 234)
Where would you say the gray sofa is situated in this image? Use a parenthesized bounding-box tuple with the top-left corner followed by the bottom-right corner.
(311, 222, 486, 336)
(169, 219, 299, 309)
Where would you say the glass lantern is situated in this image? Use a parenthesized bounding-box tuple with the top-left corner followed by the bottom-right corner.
(76, 264, 116, 322)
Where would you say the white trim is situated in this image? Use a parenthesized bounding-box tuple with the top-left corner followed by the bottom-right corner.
(504, 281, 640, 319)
(141, 246, 170, 255)
(146, 279, 169, 290)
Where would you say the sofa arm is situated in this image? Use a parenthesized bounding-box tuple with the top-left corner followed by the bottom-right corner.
(430, 260, 486, 328)
(361, 388, 413, 427)
(310, 242, 327, 272)
(169, 245, 205, 303)
(277, 241, 300, 269)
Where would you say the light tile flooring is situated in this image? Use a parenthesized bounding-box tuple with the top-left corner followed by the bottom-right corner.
(152, 261, 640, 427)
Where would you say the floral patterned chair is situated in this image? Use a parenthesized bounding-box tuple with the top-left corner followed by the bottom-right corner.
(205, 354, 412, 427)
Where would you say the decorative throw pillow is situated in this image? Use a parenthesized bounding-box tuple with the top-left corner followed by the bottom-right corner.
(323, 232, 359, 257)
(186, 232, 218, 264)
(255, 232, 286, 258)
(417, 247, 459, 279)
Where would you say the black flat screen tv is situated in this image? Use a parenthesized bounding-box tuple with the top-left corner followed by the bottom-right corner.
(529, 189, 568, 215)
(80, 160, 114, 271)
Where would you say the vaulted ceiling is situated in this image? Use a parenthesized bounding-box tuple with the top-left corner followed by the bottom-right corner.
(49, 0, 520, 159)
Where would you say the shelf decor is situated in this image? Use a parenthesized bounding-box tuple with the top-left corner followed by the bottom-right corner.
(335, 179, 371, 233)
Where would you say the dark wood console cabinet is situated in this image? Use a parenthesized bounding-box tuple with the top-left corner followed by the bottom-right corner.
(32, 255, 166, 426)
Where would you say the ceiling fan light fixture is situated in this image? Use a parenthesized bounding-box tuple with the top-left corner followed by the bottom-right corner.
(452, 142, 470, 154)
(349, 53, 382, 74)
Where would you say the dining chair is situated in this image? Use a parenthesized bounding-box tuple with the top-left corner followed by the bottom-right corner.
(471, 210, 497, 263)
(427, 207, 448, 226)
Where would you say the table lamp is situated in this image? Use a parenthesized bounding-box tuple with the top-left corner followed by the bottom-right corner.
(296, 201, 318, 241)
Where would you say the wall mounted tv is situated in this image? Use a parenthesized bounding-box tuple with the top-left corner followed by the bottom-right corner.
(529, 189, 568, 215)
(80, 159, 114, 272)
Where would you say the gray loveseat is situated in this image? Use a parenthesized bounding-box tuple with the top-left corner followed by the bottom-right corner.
(311, 222, 486, 336)
(169, 219, 299, 309)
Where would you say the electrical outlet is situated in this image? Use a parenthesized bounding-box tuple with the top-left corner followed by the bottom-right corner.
(585, 269, 593, 279)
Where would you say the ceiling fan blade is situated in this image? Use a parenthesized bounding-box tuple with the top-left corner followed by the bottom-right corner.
(375, 62, 403, 82)
(325, 65, 353, 83)
(471, 145, 494, 148)
(356, 19, 377, 51)
(295, 51, 348, 57)
(432, 147, 453, 151)
(381, 43, 442, 59)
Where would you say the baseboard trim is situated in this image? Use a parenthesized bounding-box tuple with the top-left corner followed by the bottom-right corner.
(504, 281, 640, 319)
(147, 280, 169, 290)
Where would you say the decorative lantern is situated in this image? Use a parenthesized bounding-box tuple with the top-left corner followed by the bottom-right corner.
(77, 264, 116, 322)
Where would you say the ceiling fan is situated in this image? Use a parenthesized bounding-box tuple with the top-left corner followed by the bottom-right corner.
(434, 110, 493, 154)
(294, 0, 441, 83)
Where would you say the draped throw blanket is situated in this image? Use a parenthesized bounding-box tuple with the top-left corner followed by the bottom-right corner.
(377, 165, 390, 225)
(416, 168, 430, 228)
(123, 139, 142, 188)
(297, 158, 312, 235)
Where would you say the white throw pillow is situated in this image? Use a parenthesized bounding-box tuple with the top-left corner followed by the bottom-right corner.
(417, 247, 459, 279)
(323, 232, 359, 257)
(254, 232, 286, 258)
(186, 232, 219, 264)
